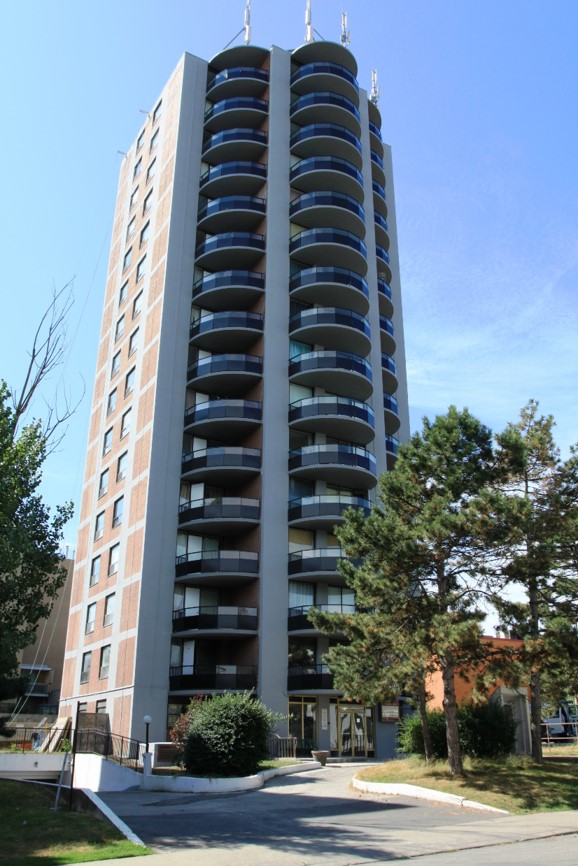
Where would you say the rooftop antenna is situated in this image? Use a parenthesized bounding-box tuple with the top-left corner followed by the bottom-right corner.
(244, 0, 251, 45)
(340, 12, 350, 46)
(370, 68, 380, 105)
(305, 0, 313, 43)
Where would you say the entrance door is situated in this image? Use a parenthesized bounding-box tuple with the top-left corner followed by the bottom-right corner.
(337, 707, 374, 757)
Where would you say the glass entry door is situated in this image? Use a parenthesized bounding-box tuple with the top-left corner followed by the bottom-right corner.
(336, 705, 374, 757)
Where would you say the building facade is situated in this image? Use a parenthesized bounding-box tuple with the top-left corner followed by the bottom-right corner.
(61, 38, 409, 759)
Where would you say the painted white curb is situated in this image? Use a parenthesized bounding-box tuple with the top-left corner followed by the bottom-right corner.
(352, 777, 509, 814)
(81, 788, 148, 847)
(141, 761, 321, 793)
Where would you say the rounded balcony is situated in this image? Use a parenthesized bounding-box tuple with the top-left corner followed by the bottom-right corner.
(197, 195, 266, 232)
(181, 446, 261, 483)
(288, 444, 377, 488)
(190, 311, 264, 352)
(289, 228, 367, 274)
(377, 277, 394, 318)
(386, 434, 400, 469)
(369, 118, 383, 150)
(383, 394, 401, 435)
(288, 603, 355, 633)
(288, 547, 347, 579)
(289, 350, 373, 400)
(184, 398, 262, 440)
(379, 314, 395, 355)
(187, 353, 262, 395)
(374, 210, 389, 250)
(290, 156, 363, 201)
(373, 179, 388, 218)
(202, 128, 267, 163)
(206, 66, 269, 100)
(204, 96, 268, 132)
(376, 244, 393, 285)
(169, 663, 258, 692)
(173, 605, 258, 635)
(175, 549, 260, 581)
(289, 395, 374, 445)
(290, 123, 362, 168)
(381, 353, 398, 394)
(290, 191, 365, 236)
(199, 161, 266, 197)
(291, 92, 361, 135)
(288, 494, 371, 530)
(192, 270, 264, 311)
(195, 232, 265, 269)
(289, 266, 369, 316)
(287, 663, 335, 693)
(178, 497, 260, 532)
(209, 44, 269, 71)
(292, 40, 358, 76)
(289, 306, 371, 356)
(291, 61, 359, 101)
(371, 149, 386, 187)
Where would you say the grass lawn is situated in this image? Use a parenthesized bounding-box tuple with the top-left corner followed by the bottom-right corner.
(356, 753, 578, 814)
(0, 780, 150, 865)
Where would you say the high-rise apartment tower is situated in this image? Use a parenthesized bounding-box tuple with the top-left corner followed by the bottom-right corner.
(61, 36, 409, 760)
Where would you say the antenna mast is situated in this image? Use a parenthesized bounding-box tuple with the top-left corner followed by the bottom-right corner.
(370, 68, 380, 105)
(244, 0, 251, 45)
(305, 0, 313, 43)
(340, 12, 350, 46)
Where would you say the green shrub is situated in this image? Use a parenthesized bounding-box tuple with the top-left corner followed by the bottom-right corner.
(398, 702, 516, 759)
(181, 692, 280, 777)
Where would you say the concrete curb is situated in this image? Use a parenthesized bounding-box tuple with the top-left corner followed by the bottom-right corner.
(81, 788, 148, 847)
(352, 776, 510, 814)
(140, 761, 322, 793)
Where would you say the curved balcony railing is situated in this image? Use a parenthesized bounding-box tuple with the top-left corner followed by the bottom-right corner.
(181, 447, 262, 477)
(379, 315, 394, 337)
(290, 191, 365, 223)
(288, 494, 371, 525)
(376, 245, 390, 265)
(190, 310, 264, 340)
(374, 211, 389, 233)
(290, 266, 368, 299)
(288, 444, 377, 477)
(188, 353, 262, 380)
(377, 279, 392, 301)
(289, 395, 374, 427)
(288, 603, 356, 631)
(184, 398, 262, 427)
(174, 549, 259, 578)
(204, 96, 268, 123)
(192, 270, 264, 304)
(289, 307, 370, 355)
(381, 354, 396, 375)
(386, 435, 400, 459)
(290, 228, 366, 263)
(207, 66, 269, 91)
(196, 232, 265, 258)
(383, 394, 399, 416)
(290, 156, 363, 186)
(197, 195, 266, 223)
(369, 120, 382, 141)
(173, 605, 258, 633)
(372, 180, 386, 200)
(291, 92, 360, 123)
(288, 547, 346, 577)
(202, 127, 267, 157)
(371, 149, 385, 169)
(170, 663, 257, 691)
(290, 123, 361, 156)
(287, 663, 334, 691)
(199, 161, 266, 189)
(178, 497, 260, 529)
(291, 61, 359, 90)
(289, 349, 371, 381)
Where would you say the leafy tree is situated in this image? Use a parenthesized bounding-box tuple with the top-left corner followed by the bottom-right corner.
(313, 407, 498, 776)
(490, 402, 578, 762)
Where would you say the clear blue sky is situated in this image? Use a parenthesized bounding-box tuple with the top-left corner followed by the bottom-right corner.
(2, 0, 577, 548)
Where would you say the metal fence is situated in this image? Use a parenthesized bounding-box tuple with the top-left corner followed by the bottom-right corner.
(0, 725, 143, 769)
(541, 719, 577, 747)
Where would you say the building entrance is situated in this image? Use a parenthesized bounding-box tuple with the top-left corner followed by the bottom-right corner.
(331, 702, 374, 757)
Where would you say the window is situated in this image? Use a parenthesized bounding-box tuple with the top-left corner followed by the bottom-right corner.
(99, 645, 111, 679)
(106, 388, 117, 416)
(119, 280, 128, 306)
(114, 315, 125, 342)
(133, 157, 142, 180)
(103, 427, 113, 456)
(89, 555, 101, 587)
(128, 328, 139, 356)
(150, 128, 159, 151)
(80, 652, 92, 683)
(137, 130, 145, 152)
(120, 408, 132, 438)
(94, 511, 105, 541)
(132, 291, 143, 319)
(85, 602, 96, 634)
(103, 593, 115, 627)
(146, 159, 156, 183)
(112, 496, 124, 527)
(136, 256, 146, 282)
(125, 367, 136, 396)
(153, 100, 162, 123)
(140, 221, 150, 247)
(129, 187, 139, 210)
(78, 702, 88, 714)
(122, 248, 132, 272)
(116, 451, 128, 482)
(96, 699, 107, 714)
(126, 216, 136, 240)
(108, 543, 120, 575)
(98, 469, 109, 498)
(143, 189, 153, 214)
(111, 351, 121, 377)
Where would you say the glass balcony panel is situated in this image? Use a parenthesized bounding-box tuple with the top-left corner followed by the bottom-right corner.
(174, 549, 259, 578)
(204, 96, 268, 131)
(290, 123, 362, 162)
(289, 266, 369, 315)
(287, 663, 335, 691)
(288, 494, 371, 526)
(173, 604, 258, 632)
(202, 128, 267, 162)
(290, 156, 363, 186)
(169, 663, 257, 690)
(192, 270, 264, 310)
(290, 92, 361, 133)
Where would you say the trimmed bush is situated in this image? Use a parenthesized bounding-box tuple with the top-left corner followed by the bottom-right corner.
(181, 692, 280, 777)
(398, 702, 516, 759)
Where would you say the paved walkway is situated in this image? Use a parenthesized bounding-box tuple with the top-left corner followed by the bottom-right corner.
(94, 765, 578, 865)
